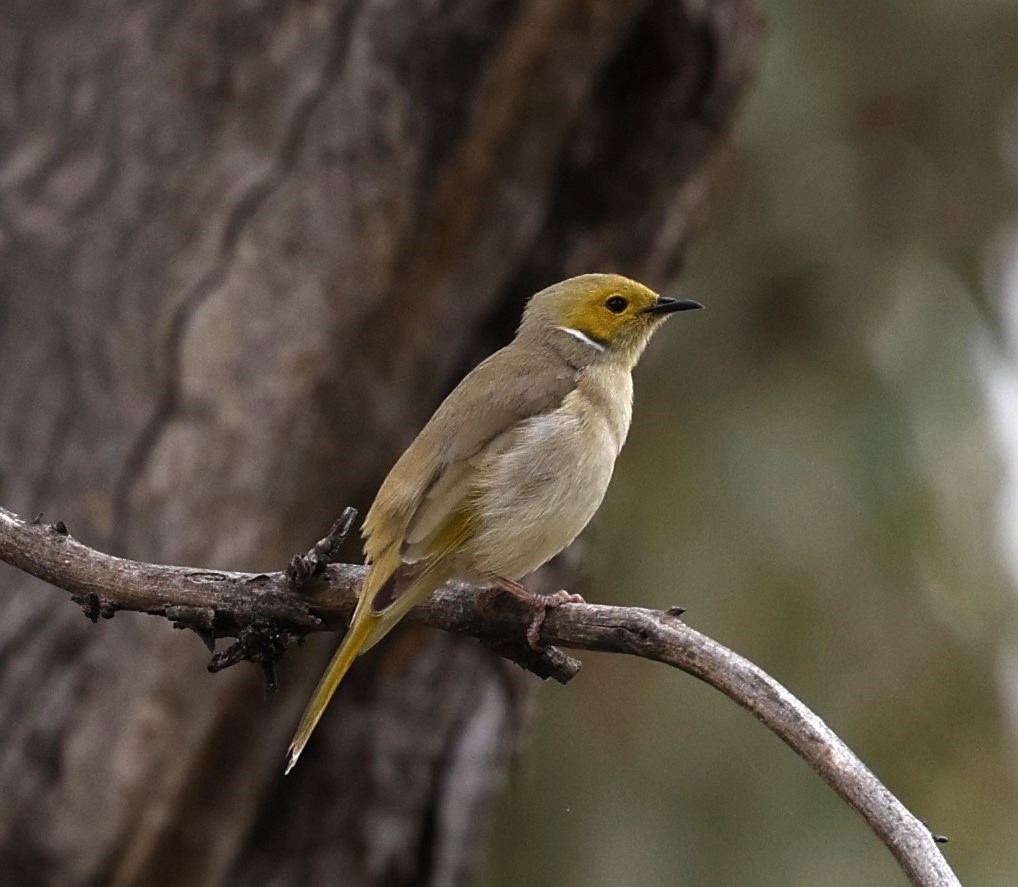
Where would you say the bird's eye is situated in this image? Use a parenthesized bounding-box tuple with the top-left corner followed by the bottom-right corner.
(605, 295, 628, 314)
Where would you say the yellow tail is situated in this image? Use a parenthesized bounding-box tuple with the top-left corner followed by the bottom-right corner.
(284, 602, 379, 774)
(284, 561, 451, 773)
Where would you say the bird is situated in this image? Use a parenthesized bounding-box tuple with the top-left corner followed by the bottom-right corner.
(285, 273, 701, 772)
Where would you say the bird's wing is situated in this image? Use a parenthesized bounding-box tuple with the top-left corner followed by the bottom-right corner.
(362, 342, 576, 583)
(286, 344, 575, 772)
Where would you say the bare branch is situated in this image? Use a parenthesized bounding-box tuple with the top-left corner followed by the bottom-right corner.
(0, 505, 959, 886)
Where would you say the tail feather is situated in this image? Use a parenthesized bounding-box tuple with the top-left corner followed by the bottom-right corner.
(284, 556, 452, 773)
(285, 605, 379, 774)
(360, 567, 449, 654)
(284, 553, 396, 773)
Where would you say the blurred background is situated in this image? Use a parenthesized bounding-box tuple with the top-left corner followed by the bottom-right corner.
(486, 1, 1018, 885)
(3, 0, 1016, 885)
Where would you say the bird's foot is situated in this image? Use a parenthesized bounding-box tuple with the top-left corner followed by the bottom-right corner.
(526, 589, 585, 651)
(489, 576, 585, 652)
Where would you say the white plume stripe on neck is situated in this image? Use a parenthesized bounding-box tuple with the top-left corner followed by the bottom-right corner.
(557, 326, 606, 352)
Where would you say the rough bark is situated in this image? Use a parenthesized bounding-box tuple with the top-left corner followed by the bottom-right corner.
(0, 1, 762, 885)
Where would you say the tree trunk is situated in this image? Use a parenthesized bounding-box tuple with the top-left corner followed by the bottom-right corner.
(0, 1, 761, 884)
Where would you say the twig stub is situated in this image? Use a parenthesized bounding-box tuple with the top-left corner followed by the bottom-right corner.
(286, 507, 358, 590)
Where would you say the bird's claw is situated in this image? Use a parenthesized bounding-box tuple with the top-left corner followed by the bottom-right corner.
(525, 589, 585, 652)
(488, 576, 585, 652)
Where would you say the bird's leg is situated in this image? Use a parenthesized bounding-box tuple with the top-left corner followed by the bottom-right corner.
(489, 575, 530, 597)
(489, 575, 585, 652)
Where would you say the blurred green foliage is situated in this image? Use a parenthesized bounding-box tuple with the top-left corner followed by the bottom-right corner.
(485, 1, 1018, 884)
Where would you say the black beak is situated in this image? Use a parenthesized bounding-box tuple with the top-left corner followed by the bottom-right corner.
(643, 295, 704, 315)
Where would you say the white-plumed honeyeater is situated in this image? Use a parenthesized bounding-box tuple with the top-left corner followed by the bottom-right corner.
(285, 273, 701, 772)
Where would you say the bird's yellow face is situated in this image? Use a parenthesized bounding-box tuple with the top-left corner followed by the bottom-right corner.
(562, 278, 663, 346)
(538, 274, 701, 367)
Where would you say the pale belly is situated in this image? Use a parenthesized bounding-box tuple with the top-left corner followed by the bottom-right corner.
(460, 407, 619, 581)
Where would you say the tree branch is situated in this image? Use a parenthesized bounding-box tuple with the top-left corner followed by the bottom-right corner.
(0, 505, 958, 886)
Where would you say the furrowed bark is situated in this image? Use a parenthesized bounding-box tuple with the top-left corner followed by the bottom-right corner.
(0, 1, 762, 885)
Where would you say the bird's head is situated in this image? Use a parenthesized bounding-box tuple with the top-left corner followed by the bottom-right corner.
(519, 273, 702, 370)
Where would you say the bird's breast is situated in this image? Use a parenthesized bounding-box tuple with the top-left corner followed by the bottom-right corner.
(462, 375, 632, 580)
